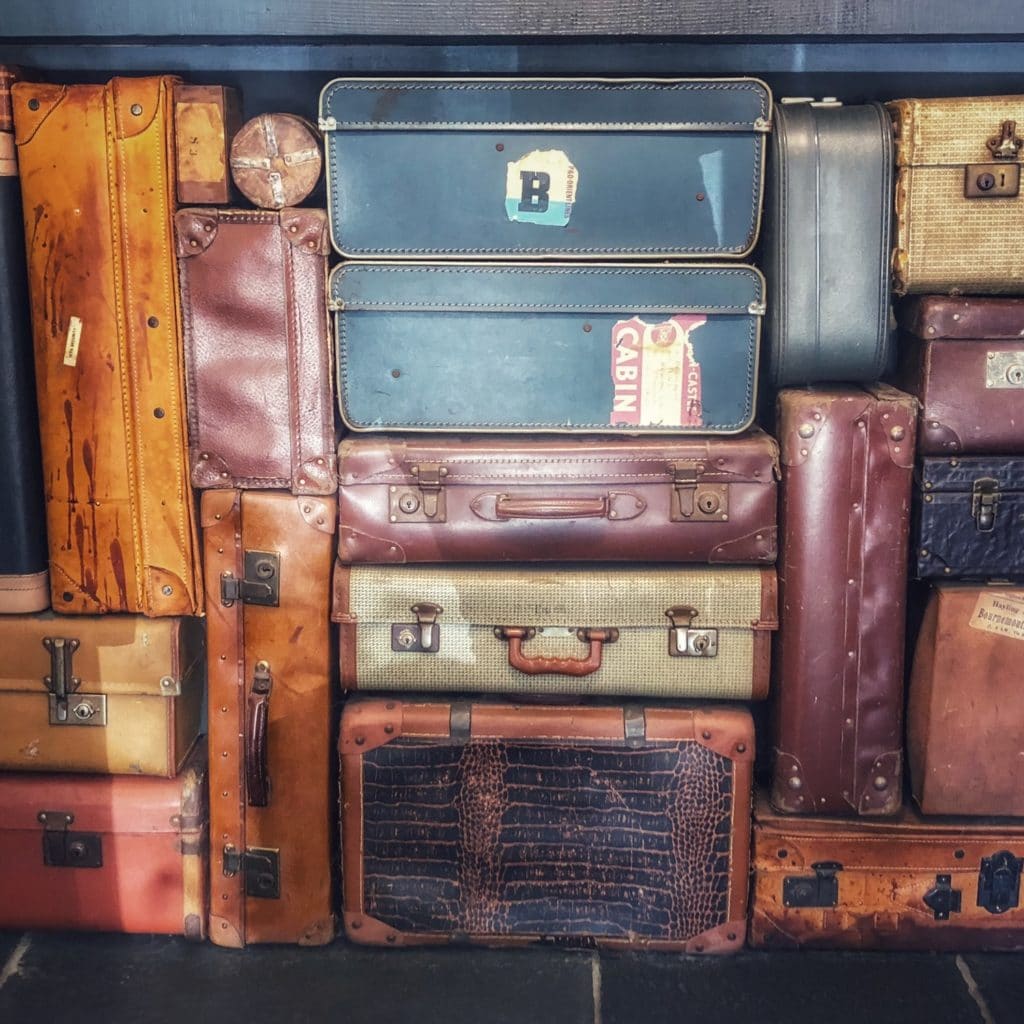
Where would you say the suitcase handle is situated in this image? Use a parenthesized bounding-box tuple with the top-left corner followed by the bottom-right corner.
(496, 626, 619, 677)
(471, 492, 644, 522)
(246, 661, 272, 807)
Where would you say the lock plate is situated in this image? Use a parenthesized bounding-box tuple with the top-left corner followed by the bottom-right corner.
(388, 464, 448, 523)
(977, 850, 1022, 914)
(971, 478, 999, 533)
(220, 550, 280, 607)
(668, 628, 718, 658)
(38, 811, 103, 868)
(964, 163, 1020, 198)
(669, 461, 729, 523)
(923, 874, 962, 920)
(243, 847, 281, 900)
(48, 692, 107, 727)
(986, 351, 1024, 389)
(391, 623, 440, 653)
(783, 861, 842, 908)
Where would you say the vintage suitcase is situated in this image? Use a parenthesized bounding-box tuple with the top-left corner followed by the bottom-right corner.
(333, 564, 777, 698)
(338, 431, 779, 564)
(12, 76, 203, 616)
(203, 489, 336, 947)
(898, 296, 1024, 455)
(771, 385, 917, 816)
(908, 584, 1024, 816)
(763, 99, 894, 386)
(0, 614, 203, 776)
(174, 84, 242, 205)
(177, 206, 336, 494)
(915, 456, 1024, 579)
(341, 699, 753, 952)
(319, 77, 771, 259)
(0, 747, 208, 937)
(230, 113, 322, 210)
(751, 793, 1024, 951)
(889, 95, 1024, 296)
(333, 262, 765, 435)
(0, 64, 48, 613)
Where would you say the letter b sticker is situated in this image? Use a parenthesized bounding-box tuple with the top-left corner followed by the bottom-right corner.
(506, 150, 578, 227)
(518, 170, 550, 213)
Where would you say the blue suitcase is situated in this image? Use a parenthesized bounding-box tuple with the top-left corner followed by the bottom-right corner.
(318, 77, 771, 260)
(331, 262, 764, 435)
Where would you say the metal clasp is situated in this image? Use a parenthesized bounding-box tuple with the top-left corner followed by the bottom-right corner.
(783, 861, 842, 908)
(977, 850, 1022, 915)
(972, 478, 999, 533)
(41, 637, 107, 727)
(924, 874, 963, 920)
(391, 602, 443, 653)
(222, 844, 280, 899)
(670, 461, 729, 523)
(988, 120, 1022, 160)
(220, 550, 281, 607)
(390, 464, 449, 523)
(38, 810, 103, 868)
(665, 606, 718, 658)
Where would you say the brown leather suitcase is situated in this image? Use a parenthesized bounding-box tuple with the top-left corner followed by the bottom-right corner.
(341, 699, 753, 952)
(338, 431, 778, 564)
(751, 793, 1024, 951)
(908, 583, 1024, 816)
(203, 489, 336, 947)
(0, 613, 203, 776)
(898, 296, 1024, 454)
(174, 84, 242, 205)
(771, 385, 917, 816)
(177, 207, 335, 495)
(0, 746, 208, 937)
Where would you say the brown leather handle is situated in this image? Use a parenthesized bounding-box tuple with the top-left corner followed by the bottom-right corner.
(497, 627, 618, 677)
(495, 495, 609, 519)
(246, 661, 272, 807)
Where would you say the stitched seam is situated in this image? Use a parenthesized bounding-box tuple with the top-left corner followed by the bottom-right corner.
(775, 107, 789, 382)
(873, 102, 893, 375)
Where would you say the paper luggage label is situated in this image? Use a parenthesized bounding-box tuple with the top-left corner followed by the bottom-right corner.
(505, 149, 578, 227)
(969, 591, 1024, 643)
(610, 315, 706, 427)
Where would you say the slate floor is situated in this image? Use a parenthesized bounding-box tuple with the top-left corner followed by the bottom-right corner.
(0, 931, 1021, 1024)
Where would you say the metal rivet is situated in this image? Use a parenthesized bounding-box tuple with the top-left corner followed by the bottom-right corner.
(161, 585, 173, 596)
(495, 143, 504, 152)
(351, 919, 362, 929)
(214, 513, 222, 521)
(873, 776, 888, 790)
(943, 567, 952, 575)
(289, 224, 298, 233)
(130, 103, 143, 116)
(189, 239, 199, 247)
(955, 849, 965, 860)
(221, 706, 228, 712)
(160, 675, 174, 689)
(355, 735, 365, 746)
(890, 426, 905, 441)
(696, 192, 705, 201)
(799, 448, 808, 457)
(219, 654, 227, 661)
(200, 453, 210, 461)
(952, 313, 961, 321)
(852, 502, 860, 511)
(220, 471, 229, 479)
(147, 316, 159, 328)
(702, 730, 711, 740)
(798, 423, 814, 438)
(28, 98, 40, 110)
(298, 477, 306, 485)
(727, 933, 737, 941)
(391, 369, 401, 378)
(384, 724, 394, 734)
(153, 407, 165, 419)
(813, 412, 821, 421)
(221, 751, 228, 758)
(583, 323, 592, 333)
(386, 935, 396, 944)
(62, 591, 74, 602)
(307, 240, 316, 249)
(848, 578, 855, 585)
(736, 743, 746, 753)
(925, 494, 933, 503)
(316, 458, 325, 465)
(204, 223, 213, 232)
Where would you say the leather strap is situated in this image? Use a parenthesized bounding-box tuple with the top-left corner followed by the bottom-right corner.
(497, 626, 618, 677)
(245, 661, 272, 807)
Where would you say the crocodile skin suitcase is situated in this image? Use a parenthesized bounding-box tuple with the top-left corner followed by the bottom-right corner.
(319, 77, 770, 260)
(915, 456, 1024, 579)
(203, 489, 335, 947)
(771, 385, 917, 816)
(0, 747, 208, 937)
(908, 584, 1024, 816)
(899, 296, 1024, 455)
(341, 699, 753, 952)
(0, 613, 203, 776)
(338, 430, 779, 564)
(333, 564, 777, 698)
(751, 793, 1024, 951)
(332, 262, 765, 435)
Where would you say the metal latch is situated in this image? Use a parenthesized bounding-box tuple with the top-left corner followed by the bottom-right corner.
(670, 461, 729, 522)
(986, 351, 1024, 389)
(392, 602, 443, 653)
(222, 845, 280, 899)
(965, 122, 1022, 198)
(782, 861, 842, 908)
(390, 463, 448, 523)
(220, 550, 280, 607)
(665, 606, 718, 658)
(924, 874, 962, 920)
(977, 850, 1022, 914)
(41, 637, 107, 727)
(988, 120, 1022, 160)
(972, 478, 999, 532)
(39, 810, 103, 868)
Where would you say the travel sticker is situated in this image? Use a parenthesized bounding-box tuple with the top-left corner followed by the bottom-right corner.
(505, 149, 578, 227)
(969, 591, 1024, 643)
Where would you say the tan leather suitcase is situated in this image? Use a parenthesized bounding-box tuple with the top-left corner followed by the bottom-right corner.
(203, 489, 336, 947)
(342, 699, 753, 952)
(12, 76, 203, 616)
(0, 614, 203, 776)
(751, 793, 1024, 951)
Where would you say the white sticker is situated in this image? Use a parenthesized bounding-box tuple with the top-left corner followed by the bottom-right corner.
(968, 591, 1024, 642)
(63, 316, 83, 367)
(505, 149, 578, 227)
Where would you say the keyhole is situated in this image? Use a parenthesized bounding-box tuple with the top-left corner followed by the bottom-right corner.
(255, 560, 275, 579)
(697, 492, 720, 514)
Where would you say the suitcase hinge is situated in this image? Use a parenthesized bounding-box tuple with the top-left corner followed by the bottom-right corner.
(923, 874, 963, 920)
(971, 478, 999, 532)
(390, 464, 448, 523)
(665, 606, 718, 658)
(38, 810, 103, 868)
(670, 461, 729, 523)
(964, 122, 1022, 197)
(222, 844, 280, 899)
(782, 861, 842, 908)
(623, 706, 647, 749)
(977, 850, 1022, 915)
(392, 602, 444, 653)
(318, 115, 337, 132)
(40, 637, 107, 727)
(988, 120, 1022, 160)
(220, 550, 281, 607)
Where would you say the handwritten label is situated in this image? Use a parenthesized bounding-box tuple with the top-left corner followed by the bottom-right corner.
(176, 101, 226, 183)
(969, 591, 1024, 642)
(63, 317, 83, 367)
(505, 149, 578, 227)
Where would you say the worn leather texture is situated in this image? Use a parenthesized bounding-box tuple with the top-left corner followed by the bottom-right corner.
(909, 584, 1024, 815)
(230, 113, 322, 210)
(341, 700, 753, 951)
(898, 296, 1024, 455)
(763, 101, 894, 386)
(751, 793, 1024, 950)
(0, 746, 208, 936)
(13, 76, 203, 616)
(333, 563, 777, 698)
(334, 263, 764, 435)
(889, 95, 1024, 295)
(174, 85, 242, 205)
(203, 489, 336, 947)
(772, 385, 916, 816)
(177, 207, 336, 495)
(915, 456, 1024, 579)
(320, 78, 769, 259)
(0, 67, 20, 132)
(0, 614, 203, 776)
(338, 431, 779, 564)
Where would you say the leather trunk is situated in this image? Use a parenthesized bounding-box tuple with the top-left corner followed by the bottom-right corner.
(889, 95, 1024, 296)
(915, 456, 1024, 579)
(176, 207, 336, 495)
(899, 296, 1024, 455)
(0, 613, 203, 776)
(341, 699, 753, 952)
(333, 564, 777, 698)
(333, 262, 765, 435)
(320, 77, 770, 259)
(203, 489, 336, 947)
(763, 100, 894, 387)
(0, 65, 48, 613)
(338, 430, 779, 564)
(908, 584, 1024, 816)
(771, 385, 917, 816)
(0, 746, 208, 937)
(230, 113, 322, 210)
(751, 793, 1024, 951)
(12, 76, 203, 616)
